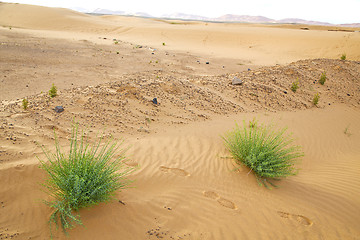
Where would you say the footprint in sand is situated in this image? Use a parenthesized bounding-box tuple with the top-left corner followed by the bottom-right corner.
(203, 191, 237, 210)
(14, 164, 25, 170)
(124, 160, 139, 167)
(159, 166, 190, 177)
(277, 211, 313, 226)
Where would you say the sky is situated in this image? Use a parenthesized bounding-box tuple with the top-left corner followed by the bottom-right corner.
(4, 0, 360, 24)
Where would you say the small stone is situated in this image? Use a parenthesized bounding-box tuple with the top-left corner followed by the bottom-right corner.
(206, 62, 209, 64)
(232, 77, 243, 85)
(54, 106, 64, 113)
(347, 93, 351, 96)
(248, 68, 251, 71)
(152, 98, 158, 105)
(284, 91, 288, 94)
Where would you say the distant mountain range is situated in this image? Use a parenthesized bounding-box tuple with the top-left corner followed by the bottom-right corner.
(84, 8, 360, 27)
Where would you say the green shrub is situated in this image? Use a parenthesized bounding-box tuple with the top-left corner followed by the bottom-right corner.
(223, 121, 303, 188)
(319, 72, 326, 85)
(38, 123, 135, 236)
(313, 93, 320, 105)
(291, 78, 300, 93)
(22, 98, 29, 110)
(341, 53, 346, 60)
(162, 42, 166, 46)
(344, 125, 351, 136)
(248, 118, 257, 128)
(49, 84, 57, 98)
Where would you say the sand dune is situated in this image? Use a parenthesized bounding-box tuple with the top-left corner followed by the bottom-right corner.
(1, 2, 360, 65)
(0, 3, 360, 240)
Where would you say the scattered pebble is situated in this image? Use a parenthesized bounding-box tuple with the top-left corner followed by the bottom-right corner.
(54, 106, 64, 113)
(232, 77, 243, 85)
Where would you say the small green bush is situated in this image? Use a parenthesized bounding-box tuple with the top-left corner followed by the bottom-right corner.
(344, 125, 351, 136)
(223, 121, 303, 188)
(341, 53, 346, 60)
(248, 118, 257, 128)
(162, 42, 166, 46)
(291, 78, 300, 93)
(38, 123, 135, 236)
(22, 98, 29, 110)
(319, 72, 326, 85)
(313, 93, 320, 105)
(49, 84, 57, 98)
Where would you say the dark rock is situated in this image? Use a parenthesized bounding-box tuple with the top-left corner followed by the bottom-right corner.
(54, 106, 64, 113)
(248, 68, 251, 71)
(232, 77, 243, 85)
(284, 91, 288, 94)
(347, 93, 351, 96)
(152, 98, 158, 105)
(152, 52, 154, 55)
(206, 62, 209, 64)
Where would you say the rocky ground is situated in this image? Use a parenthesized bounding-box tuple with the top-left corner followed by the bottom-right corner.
(1, 58, 359, 166)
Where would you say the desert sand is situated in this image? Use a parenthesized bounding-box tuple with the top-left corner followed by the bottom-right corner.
(1, 2, 360, 240)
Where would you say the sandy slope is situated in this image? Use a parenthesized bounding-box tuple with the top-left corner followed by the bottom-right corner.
(1, 2, 360, 65)
(0, 3, 360, 240)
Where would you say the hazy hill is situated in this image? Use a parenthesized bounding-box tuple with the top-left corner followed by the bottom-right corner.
(85, 8, 360, 26)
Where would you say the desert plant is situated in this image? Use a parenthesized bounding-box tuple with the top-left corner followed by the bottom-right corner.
(344, 125, 351, 136)
(49, 84, 57, 98)
(313, 93, 320, 105)
(341, 53, 346, 60)
(319, 72, 326, 85)
(162, 42, 166, 46)
(38, 123, 134, 237)
(291, 78, 300, 93)
(248, 118, 257, 128)
(22, 98, 29, 110)
(223, 121, 303, 188)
